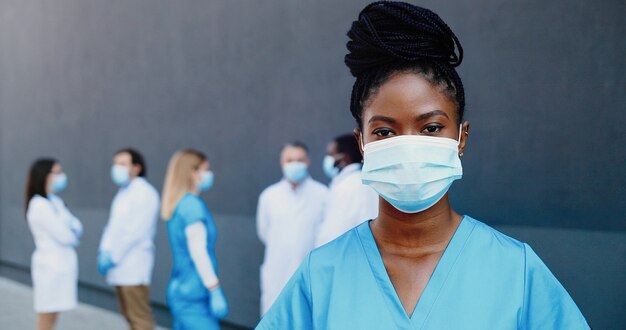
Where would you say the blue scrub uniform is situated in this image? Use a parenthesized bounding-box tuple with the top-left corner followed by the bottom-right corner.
(167, 193, 220, 330)
(257, 216, 589, 329)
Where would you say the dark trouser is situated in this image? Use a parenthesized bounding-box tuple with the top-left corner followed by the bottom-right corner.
(115, 285, 155, 330)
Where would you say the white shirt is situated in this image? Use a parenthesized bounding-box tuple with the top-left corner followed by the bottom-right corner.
(256, 177, 328, 315)
(27, 194, 82, 312)
(315, 163, 379, 247)
(185, 222, 219, 289)
(99, 177, 160, 286)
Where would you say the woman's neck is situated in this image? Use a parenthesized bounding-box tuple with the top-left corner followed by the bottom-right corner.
(371, 195, 462, 256)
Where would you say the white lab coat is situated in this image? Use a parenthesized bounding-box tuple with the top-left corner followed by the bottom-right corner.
(256, 177, 328, 315)
(315, 163, 379, 247)
(99, 177, 159, 286)
(27, 194, 82, 313)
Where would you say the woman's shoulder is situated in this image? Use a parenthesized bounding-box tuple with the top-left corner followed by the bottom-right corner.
(28, 194, 52, 209)
(27, 195, 55, 218)
(464, 216, 591, 327)
(174, 193, 208, 220)
(309, 223, 365, 267)
(462, 216, 530, 263)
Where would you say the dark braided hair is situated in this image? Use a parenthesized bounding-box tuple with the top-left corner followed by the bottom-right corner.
(345, 1, 465, 128)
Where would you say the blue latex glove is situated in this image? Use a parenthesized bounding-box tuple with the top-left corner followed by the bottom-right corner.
(208, 287, 229, 320)
(97, 251, 116, 276)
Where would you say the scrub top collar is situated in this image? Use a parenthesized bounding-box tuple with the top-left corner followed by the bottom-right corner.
(356, 216, 476, 328)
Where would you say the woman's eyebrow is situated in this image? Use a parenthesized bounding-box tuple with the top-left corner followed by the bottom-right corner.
(368, 115, 397, 124)
(416, 110, 449, 121)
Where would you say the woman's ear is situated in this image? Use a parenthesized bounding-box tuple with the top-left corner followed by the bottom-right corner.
(353, 128, 364, 157)
(458, 121, 470, 157)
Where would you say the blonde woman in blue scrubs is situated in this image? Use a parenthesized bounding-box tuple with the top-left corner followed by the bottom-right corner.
(257, 2, 589, 329)
(162, 149, 228, 329)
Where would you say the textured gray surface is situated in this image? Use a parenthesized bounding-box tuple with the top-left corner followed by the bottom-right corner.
(0, 0, 624, 328)
(0, 276, 169, 330)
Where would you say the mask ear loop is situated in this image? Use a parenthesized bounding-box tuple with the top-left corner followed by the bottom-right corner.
(360, 133, 365, 150)
(458, 123, 465, 157)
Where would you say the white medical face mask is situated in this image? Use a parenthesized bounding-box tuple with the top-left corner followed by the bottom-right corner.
(111, 165, 131, 187)
(198, 170, 214, 192)
(282, 161, 308, 184)
(322, 155, 340, 179)
(361, 126, 463, 213)
(51, 173, 68, 193)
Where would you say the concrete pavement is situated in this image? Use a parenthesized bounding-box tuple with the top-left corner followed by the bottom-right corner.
(0, 276, 169, 330)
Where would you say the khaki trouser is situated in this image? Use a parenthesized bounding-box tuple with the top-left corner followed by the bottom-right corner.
(114, 285, 155, 330)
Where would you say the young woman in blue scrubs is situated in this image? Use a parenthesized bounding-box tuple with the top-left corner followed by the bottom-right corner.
(257, 2, 589, 329)
(161, 149, 228, 329)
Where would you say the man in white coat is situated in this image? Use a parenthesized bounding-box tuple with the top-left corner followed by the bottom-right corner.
(315, 134, 379, 247)
(256, 142, 328, 316)
(97, 148, 160, 330)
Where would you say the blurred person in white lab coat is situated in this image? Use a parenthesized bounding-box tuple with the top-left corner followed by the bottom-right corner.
(25, 158, 82, 330)
(315, 134, 378, 247)
(97, 148, 160, 330)
(256, 142, 328, 315)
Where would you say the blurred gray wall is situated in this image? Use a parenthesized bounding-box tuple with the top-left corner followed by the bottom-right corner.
(0, 0, 624, 329)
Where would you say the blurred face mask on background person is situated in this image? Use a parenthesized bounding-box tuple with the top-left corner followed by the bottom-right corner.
(111, 164, 131, 187)
(361, 126, 463, 213)
(198, 170, 214, 192)
(322, 155, 340, 179)
(51, 173, 68, 193)
(283, 162, 308, 184)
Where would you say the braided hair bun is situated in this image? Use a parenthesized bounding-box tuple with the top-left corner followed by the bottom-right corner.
(344, 1, 465, 126)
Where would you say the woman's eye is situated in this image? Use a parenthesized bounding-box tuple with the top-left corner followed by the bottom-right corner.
(373, 128, 394, 137)
(422, 125, 443, 134)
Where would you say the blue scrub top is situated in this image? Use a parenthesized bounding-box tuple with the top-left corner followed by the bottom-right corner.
(257, 216, 589, 329)
(166, 193, 218, 306)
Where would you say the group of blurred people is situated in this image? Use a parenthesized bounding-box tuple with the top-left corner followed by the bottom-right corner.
(24, 133, 377, 330)
(256, 134, 378, 315)
(25, 148, 227, 330)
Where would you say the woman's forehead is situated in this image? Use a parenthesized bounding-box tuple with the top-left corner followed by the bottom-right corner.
(364, 72, 457, 121)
